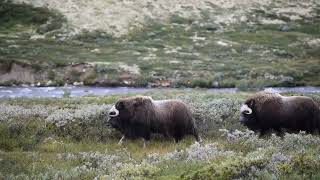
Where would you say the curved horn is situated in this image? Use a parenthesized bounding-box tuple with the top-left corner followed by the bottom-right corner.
(240, 104, 252, 114)
(109, 105, 119, 117)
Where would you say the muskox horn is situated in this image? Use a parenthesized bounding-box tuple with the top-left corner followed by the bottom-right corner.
(109, 105, 119, 117)
(241, 104, 252, 114)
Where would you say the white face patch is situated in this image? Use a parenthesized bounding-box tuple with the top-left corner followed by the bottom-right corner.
(240, 104, 252, 115)
(109, 105, 119, 117)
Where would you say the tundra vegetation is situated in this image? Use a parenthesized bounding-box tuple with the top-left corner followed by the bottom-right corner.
(0, 0, 320, 87)
(1, 90, 320, 179)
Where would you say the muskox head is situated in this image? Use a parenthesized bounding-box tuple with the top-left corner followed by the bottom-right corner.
(239, 98, 257, 128)
(107, 96, 154, 132)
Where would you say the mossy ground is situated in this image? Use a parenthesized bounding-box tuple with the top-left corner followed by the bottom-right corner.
(1, 90, 320, 179)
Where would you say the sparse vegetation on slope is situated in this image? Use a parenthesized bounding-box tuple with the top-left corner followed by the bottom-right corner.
(0, 0, 319, 88)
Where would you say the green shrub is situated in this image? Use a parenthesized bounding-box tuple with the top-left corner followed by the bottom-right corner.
(0, 120, 45, 151)
(0, 1, 64, 32)
(290, 152, 320, 177)
(190, 79, 212, 88)
(47, 70, 56, 80)
(181, 154, 268, 180)
(117, 162, 161, 179)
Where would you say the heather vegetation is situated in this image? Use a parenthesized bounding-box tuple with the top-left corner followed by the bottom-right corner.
(1, 90, 320, 179)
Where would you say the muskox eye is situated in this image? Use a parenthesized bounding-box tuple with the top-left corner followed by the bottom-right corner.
(116, 101, 125, 110)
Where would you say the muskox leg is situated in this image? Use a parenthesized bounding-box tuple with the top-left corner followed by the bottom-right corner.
(174, 136, 183, 143)
(192, 126, 203, 143)
(194, 132, 202, 143)
(259, 129, 267, 137)
(118, 135, 125, 145)
(274, 128, 284, 136)
(142, 138, 146, 148)
(196, 135, 203, 144)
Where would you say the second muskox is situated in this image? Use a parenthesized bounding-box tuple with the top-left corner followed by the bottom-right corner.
(107, 96, 202, 144)
(240, 91, 320, 135)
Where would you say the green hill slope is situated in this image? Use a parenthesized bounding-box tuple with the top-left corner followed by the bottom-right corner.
(0, 0, 319, 88)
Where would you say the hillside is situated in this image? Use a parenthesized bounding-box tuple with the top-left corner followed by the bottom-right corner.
(0, 0, 319, 88)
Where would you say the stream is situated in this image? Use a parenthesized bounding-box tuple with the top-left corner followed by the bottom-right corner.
(0, 86, 320, 98)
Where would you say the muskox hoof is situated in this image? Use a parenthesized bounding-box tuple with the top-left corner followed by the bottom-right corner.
(198, 139, 204, 146)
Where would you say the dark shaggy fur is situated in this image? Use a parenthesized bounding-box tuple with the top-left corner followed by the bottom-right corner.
(108, 96, 201, 142)
(240, 92, 320, 135)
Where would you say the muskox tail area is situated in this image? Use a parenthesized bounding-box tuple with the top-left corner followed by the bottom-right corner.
(315, 105, 320, 133)
(317, 109, 320, 134)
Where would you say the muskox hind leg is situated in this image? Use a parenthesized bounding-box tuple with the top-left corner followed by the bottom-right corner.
(142, 138, 147, 148)
(190, 120, 202, 143)
(193, 128, 203, 144)
(142, 133, 151, 148)
(173, 134, 183, 143)
(118, 135, 125, 145)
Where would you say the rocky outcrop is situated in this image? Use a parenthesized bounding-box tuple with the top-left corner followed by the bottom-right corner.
(0, 62, 146, 87)
(0, 63, 36, 84)
(0, 62, 95, 86)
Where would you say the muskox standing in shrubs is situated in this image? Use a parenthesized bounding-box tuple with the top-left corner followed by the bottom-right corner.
(240, 91, 320, 135)
(107, 96, 202, 146)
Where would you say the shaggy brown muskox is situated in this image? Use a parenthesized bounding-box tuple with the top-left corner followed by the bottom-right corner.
(107, 96, 202, 145)
(240, 91, 320, 135)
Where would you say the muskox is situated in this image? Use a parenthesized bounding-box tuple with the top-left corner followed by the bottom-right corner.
(240, 91, 320, 135)
(107, 96, 202, 145)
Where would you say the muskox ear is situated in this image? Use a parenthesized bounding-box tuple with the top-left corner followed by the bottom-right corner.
(116, 101, 125, 110)
(247, 99, 255, 109)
